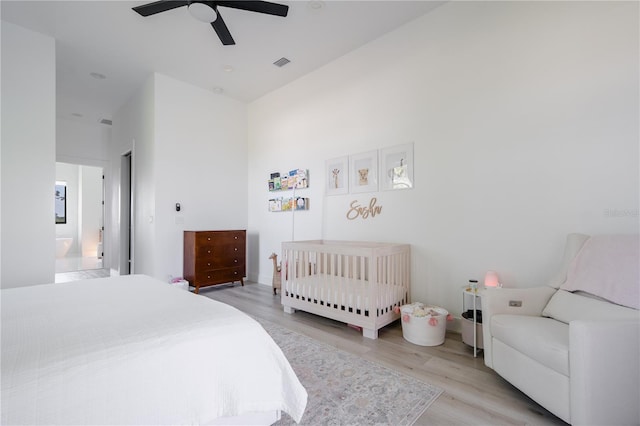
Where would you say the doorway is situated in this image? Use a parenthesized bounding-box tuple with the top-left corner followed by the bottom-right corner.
(120, 151, 132, 275)
(55, 162, 105, 273)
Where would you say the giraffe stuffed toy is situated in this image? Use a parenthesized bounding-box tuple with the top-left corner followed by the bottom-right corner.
(269, 253, 282, 295)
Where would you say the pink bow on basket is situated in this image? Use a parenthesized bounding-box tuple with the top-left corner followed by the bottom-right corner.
(395, 305, 454, 326)
(428, 313, 453, 326)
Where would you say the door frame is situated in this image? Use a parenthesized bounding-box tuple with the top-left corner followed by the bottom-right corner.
(120, 150, 133, 274)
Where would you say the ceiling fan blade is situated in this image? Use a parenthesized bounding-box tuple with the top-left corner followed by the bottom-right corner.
(132, 1, 189, 17)
(211, 14, 235, 45)
(215, 1, 289, 17)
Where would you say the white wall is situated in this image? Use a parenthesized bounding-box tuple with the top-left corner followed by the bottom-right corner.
(110, 73, 248, 281)
(153, 74, 248, 282)
(80, 165, 103, 257)
(1, 22, 56, 288)
(57, 118, 110, 167)
(110, 75, 155, 276)
(247, 2, 639, 322)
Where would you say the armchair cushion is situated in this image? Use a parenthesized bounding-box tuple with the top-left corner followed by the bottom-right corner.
(491, 315, 569, 376)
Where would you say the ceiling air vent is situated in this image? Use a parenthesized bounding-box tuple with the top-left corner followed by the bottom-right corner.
(99, 118, 113, 126)
(273, 57, 290, 67)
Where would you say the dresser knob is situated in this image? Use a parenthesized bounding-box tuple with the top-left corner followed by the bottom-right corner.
(234, 248, 238, 251)
(207, 275, 211, 279)
(207, 237, 211, 241)
(234, 236, 238, 239)
(207, 263, 211, 266)
(234, 271, 238, 275)
(207, 250, 211, 254)
(234, 259, 238, 263)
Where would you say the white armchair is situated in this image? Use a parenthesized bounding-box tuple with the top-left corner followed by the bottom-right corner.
(482, 233, 640, 425)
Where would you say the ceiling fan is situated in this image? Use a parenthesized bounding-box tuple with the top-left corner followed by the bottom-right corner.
(132, 1, 289, 46)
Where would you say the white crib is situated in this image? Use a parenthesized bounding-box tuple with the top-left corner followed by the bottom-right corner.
(281, 240, 411, 339)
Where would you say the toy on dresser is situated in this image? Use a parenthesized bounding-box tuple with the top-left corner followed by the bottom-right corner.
(269, 253, 282, 295)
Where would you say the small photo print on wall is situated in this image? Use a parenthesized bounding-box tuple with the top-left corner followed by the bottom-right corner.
(326, 156, 348, 195)
(55, 181, 67, 224)
(349, 150, 378, 193)
(269, 198, 282, 212)
(380, 143, 414, 191)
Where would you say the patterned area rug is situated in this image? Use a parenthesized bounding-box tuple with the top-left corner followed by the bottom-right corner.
(256, 319, 443, 426)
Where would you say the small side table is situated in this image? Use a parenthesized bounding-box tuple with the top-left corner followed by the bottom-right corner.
(462, 287, 483, 357)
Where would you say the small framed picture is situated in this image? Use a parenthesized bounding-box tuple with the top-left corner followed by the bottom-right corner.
(349, 150, 378, 193)
(380, 143, 414, 191)
(55, 181, 67, 224)
(326, 156, 349, 195)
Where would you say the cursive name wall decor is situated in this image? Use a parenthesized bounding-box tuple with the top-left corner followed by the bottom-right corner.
(346, 197, 382, 220)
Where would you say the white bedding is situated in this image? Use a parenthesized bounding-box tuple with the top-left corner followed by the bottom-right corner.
(1, 274, 307, 425)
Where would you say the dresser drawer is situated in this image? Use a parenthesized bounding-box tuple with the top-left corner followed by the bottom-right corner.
(196, 231, 245, 245)
(195, 267, 245, 285)
(196, 242, 245, 258)
(196, 253, 244, 270)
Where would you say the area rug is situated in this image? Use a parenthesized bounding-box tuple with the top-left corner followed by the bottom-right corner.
(256, 319, 443, 426)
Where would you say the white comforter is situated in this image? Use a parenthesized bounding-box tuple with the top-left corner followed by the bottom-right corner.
(1, 275, 307, 425)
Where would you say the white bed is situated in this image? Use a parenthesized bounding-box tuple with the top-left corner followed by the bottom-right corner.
(1, 274, 307, 425)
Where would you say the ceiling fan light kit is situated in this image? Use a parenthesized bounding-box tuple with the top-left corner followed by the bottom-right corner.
(188, 3, 217, 23)
(132, 1, 289, 46)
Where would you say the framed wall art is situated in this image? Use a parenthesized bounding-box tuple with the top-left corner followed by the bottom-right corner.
(349, 150, 378, 193)
(380, 143, 414, 191)
(325, 156, 349, 195)
(55, 181, 67, 224)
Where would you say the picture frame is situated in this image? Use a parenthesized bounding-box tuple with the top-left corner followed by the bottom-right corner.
(349, 150, 378, 193)
(380, 143, 414, 191)
(55, 181, 67, 224)
(325, 156, 349, 195)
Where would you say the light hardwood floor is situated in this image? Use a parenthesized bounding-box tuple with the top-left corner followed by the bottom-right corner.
(201, 281, 568, 426)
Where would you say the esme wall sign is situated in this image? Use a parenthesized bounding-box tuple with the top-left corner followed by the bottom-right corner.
(346, 198, 382, 220)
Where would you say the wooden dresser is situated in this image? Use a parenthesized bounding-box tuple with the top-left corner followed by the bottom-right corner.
(183, 230, 246, 294)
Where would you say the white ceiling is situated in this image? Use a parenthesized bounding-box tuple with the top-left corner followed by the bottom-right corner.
(1, 1, 444, 126)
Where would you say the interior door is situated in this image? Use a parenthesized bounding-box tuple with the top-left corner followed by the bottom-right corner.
(120, 152, 132, 275)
